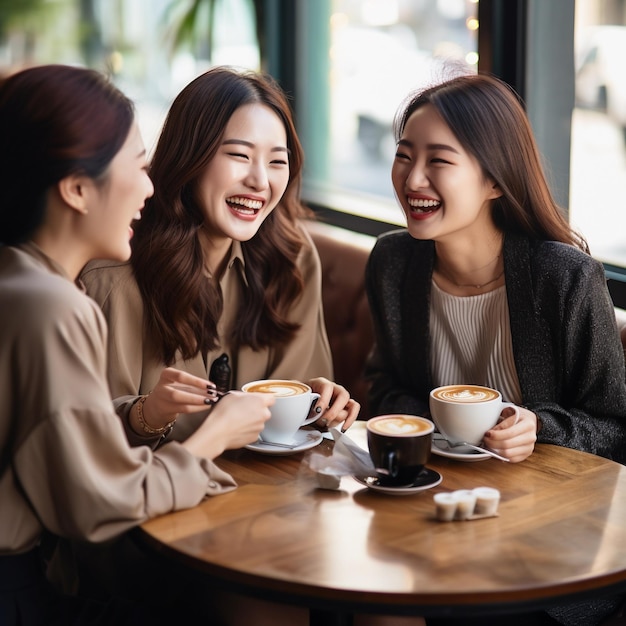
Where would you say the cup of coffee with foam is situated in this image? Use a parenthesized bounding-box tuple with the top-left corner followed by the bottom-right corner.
(241, 379, 320, 445)
(366, 415, 434, 486)
(429, 384, 519, 448)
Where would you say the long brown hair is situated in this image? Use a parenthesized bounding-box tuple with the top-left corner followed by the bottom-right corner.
(394, 73, 588, 252)
(131, 66, 311, 364)
(0, 64, 133, 245)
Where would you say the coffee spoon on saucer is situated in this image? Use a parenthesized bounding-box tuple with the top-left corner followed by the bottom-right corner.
(432, 435, 510, 462)
(252, 439, 302, 449)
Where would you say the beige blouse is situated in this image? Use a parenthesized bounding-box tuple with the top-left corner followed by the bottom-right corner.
(0, 243, 236, 555)
(81, 225, 333, 442)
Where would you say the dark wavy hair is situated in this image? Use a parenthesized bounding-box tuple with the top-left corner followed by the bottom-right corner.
(131, 66, 312, 364)
(394, 73, 588, 252)
(0, 64, 134, 245)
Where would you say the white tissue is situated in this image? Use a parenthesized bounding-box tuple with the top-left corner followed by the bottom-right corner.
(308, 428, 375, 489)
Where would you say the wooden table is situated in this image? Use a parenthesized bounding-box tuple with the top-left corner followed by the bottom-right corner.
(137, 423, 626, 622)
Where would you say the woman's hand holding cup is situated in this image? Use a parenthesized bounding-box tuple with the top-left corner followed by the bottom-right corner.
(183, 391, 274, 459)
(241, 379, 322, 445)
(483, 405, 537, 463)
(429, 384, 536, 463)
(307, 377, 360, 432)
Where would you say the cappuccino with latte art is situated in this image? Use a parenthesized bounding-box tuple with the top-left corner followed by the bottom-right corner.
(368, 415, 432, 436)
(243, 380, 308, 397)
(366, 415, 433, 486)
(429, 384, 519, 447)
(431, 385, 499, 404)
(241, 379, 320, 445)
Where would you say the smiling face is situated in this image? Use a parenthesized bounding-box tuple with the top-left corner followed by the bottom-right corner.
(391, 104, 501, 246)
(83, 121, 154, 261)
(195, 103, 290, 268)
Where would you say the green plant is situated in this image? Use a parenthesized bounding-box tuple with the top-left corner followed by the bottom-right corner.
(0, 0, 45, 37)
(162, 0, 265, 60)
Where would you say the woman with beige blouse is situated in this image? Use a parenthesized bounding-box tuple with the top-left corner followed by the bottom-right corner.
(0, 64, 277, 625)
(81, 66, 360, 442)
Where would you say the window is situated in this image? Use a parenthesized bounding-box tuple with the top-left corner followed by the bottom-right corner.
(296, 0, 479, 230)
(571, 1, 626, 269)
(0, 0, 261, 157)
(4, 0, 626, 292)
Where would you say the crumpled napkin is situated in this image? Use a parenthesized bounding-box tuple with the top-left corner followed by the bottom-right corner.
(307, 428, 375, 489)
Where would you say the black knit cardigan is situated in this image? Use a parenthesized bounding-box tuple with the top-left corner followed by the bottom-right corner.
(365, 229, 626, 465)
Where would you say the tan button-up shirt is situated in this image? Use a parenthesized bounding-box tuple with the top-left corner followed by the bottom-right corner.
(81, 226, 333, 442)
(0, 244, 236, 554)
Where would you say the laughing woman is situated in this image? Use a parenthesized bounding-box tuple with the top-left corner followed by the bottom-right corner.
(0, 64, 275, 625)
(81, 66, 359, 443)
(365, 73, 626, 625)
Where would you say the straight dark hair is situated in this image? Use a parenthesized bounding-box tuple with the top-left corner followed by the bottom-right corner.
(131, 66, 311, 364)
(394, 73, 588, 252)
(0, 64, 134, 245)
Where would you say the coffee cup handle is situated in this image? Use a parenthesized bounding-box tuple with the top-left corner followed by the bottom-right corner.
(302, 392, 322, 425)
(501, 402, 520, 425)
(376, 449, 398, 479)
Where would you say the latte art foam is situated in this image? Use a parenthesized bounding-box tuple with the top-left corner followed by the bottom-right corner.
(244, 381, 308, 396)
(368, 416, 431, 436)
(433, 385, 499, 403)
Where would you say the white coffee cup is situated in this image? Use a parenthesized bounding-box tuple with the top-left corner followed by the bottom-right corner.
(241, 379, 321, 445)
(429, 384, 519, 448)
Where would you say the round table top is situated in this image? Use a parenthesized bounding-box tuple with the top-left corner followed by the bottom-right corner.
(138, 422, 626, 615)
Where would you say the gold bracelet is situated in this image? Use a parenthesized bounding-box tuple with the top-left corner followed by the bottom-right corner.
(135, 393, 176, 436)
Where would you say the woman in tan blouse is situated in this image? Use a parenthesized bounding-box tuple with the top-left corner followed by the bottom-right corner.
(81, 67, 360, 442)
(0, 64, 275, 625)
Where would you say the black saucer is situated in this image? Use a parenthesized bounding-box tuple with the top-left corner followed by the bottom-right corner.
(354, 468, 442, 495)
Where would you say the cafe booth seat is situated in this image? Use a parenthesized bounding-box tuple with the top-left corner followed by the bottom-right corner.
(306, 220, 375, 420)
(308, 220, 626, 422)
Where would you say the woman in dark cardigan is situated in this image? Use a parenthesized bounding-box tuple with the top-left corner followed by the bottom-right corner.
(365, 74, 626, 625)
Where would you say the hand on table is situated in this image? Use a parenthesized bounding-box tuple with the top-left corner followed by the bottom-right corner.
(307, 377, 361, 432)
(483, 405, 537, 463)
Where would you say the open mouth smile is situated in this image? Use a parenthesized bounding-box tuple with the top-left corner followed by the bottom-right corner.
(226, 195, 264, 216)
(407, 197, 441, 214)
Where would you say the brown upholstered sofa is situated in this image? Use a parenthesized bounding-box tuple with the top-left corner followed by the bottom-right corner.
(308, 219, 626, 422)
(307, 220, 375, 419)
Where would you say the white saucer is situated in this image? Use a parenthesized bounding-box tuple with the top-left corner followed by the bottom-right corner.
(353, 468, 442, 495)
(431, 438, 491, 462)
(244, 429, 323, 456)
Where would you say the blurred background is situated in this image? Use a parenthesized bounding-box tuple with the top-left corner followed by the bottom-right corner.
(2, 0, 626, 298)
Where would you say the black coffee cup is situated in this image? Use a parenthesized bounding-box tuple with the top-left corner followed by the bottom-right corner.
(366, 415, 434, 486)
